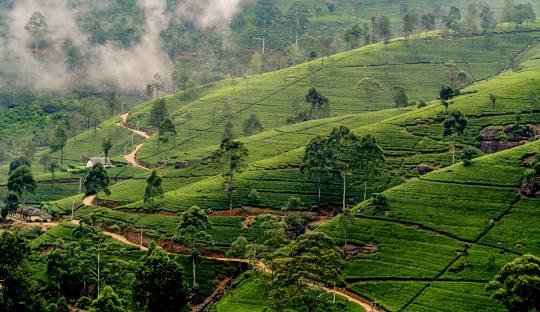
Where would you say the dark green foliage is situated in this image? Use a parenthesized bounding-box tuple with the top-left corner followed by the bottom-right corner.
(272, 232, 343, 286)
(301, 135, 333, 211)
(83, 163, 110, 198)
(9, 157, 31, 175)
(223, 119, 234, 141)
(440, 86, 457, 101)
(50, 127, 68, 165)
(460, 148, 479, 166)
(486, 254, 540, 311)
(132, 247, 190, 312)
(443, 111, 468, 137)
(444, 6, 462, 33)
(177, 206, 213, 288)
(392, 85, 409, 107)
(0, 232, 43, 312)
(226, 236, 248, 258)
(102, 137, 113, 158)
(75, 296, 92, 310)
(368, 193, 389, 214)
(242, 113, 263, 135)
(158, 118, 176, 150)
(2, 192, 19, 218)
(144, 170, 164, 210)
(89, 286, 125, 312)
(282, 196, 304, 211)
(7, 165, 37, 203)
(304, 87, 330, 119)
(247, 188, 261, 205)
(148, 99, 167, 129)
(213, 140, 248, 215)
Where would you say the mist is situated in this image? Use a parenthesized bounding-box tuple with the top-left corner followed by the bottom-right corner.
(0, 0, 247, 93)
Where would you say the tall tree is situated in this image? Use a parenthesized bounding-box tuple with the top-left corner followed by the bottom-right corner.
(336, 208, 354, 246)
(151, 73, 164, 98)
(254, 0, 280, 54)
(102, 137, 113, 158)
(375, 16, 391, 44)
(305, 87, 330, 118)
(7, 165, 37, 205)
(301, 136, 332, 213)
(158, 118, 176, 152)
(51, 127, 68, 166)
(443, 110, 468, 164)
(83, 163, 111, 206)
(421, 13, 436, 38)
(149, 99, 167, 129)
(144, 170, 164, 210)
(486, 254, 540, 311)
(25, 11, 48, 55)
(48, 161, 57, 189)
(465, 4, 479, 35)
(358, 134, 385, 201)
(391, 85, 409, 107)
(402, 12, 418, 44)
(502, 0, 517, 31)
(2, 193, 20, 218)
(358, 77, 381, 111)
(242, 113, 264, 135)
(480, 6, 496, 48)
(286, 1, 309, 46)
(327, 126, 362, 211)
(444, 7, 462, 35)
(177, 206, 213, 288)
(213, 140, 248, 216)
(8, 157, 31, 175)
(132, 246, 190, 312)
(106, 91, 121, 116)
(145, 84, 154, 102)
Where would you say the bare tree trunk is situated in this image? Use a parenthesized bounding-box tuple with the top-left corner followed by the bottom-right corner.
(317, 176, 321, 215)
(192, 256, 196, 288)
(342, 171, 346, 211)
(229, 192, 233, 217)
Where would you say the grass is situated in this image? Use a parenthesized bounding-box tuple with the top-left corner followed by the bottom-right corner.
(317, 140, 540, 311)
(211, 271, 365, 312)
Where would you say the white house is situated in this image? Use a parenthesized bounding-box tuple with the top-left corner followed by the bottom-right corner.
(86, 157, 113, 168)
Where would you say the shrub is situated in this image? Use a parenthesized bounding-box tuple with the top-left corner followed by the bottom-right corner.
(524, 168, 536, 182)
(76, 297, 92, 309)
(460, 148, 480, 167)
(495, 133, 509, 142)
(226, 236, 248, 257)
(282, 196, 304, 211)
(369, 193, 389, 214)
(247, 188, 261, 205)
(418, 100, 427, 108)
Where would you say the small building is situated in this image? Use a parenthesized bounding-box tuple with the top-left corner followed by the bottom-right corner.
(175, 160, 189, 169)
(86, 157, 113, 168)
(17, 207, 53, 223)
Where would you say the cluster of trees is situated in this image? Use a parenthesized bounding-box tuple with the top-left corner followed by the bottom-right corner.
(301, 126, 384, 213)
(0, 224, 196, 312)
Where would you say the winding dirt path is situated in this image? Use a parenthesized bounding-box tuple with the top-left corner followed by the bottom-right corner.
(82, 195, 96, 206)
(118, 113, 150, 139)
(117, 113, 151, 170)
(124, 143, 149, 170)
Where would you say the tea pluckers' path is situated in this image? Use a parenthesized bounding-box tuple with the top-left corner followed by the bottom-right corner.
(118, 113, 150, 170)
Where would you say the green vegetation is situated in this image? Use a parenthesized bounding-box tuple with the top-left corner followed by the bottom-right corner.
(1, 2, 540, 310)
